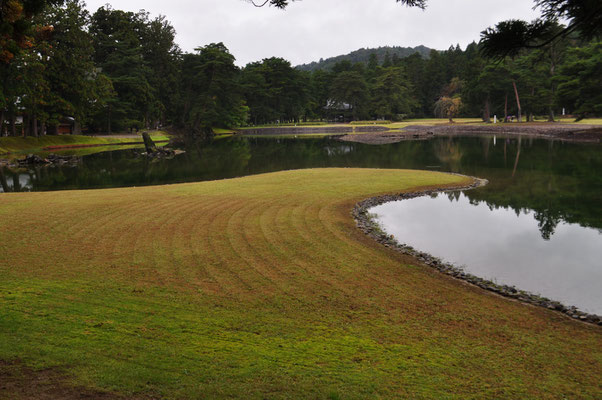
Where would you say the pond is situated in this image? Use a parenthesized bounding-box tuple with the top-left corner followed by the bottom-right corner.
(1, 134, 600, 313)
(371, 193, 602, 315)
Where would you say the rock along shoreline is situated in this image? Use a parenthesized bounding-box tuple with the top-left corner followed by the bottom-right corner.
(352, 175, 602, 326)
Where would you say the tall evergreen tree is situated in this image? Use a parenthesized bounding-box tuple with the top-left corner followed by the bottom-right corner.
(241, 57, 309, 124)
(370, 67, 415, 120)
(40, 0, 112, 134)
(178, 43, 247, 137)
(556, 41, 602, 119)
(89, 6, 154, 132)
(330, 71, 369, 120)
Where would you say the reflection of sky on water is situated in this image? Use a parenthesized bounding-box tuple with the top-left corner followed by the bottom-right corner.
(371, 192, 602, 314)
(0, 172, 32, 192)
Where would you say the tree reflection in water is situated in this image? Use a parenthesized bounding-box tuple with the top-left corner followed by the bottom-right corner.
(1, 135, 600, 239)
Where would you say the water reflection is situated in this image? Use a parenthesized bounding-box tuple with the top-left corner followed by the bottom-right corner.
(1, 135, 600, 238)
(370, 193, 602, 314)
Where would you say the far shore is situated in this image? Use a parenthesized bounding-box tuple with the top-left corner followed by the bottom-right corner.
(233, 119, 602, 143)
(339, 123, 602, 144)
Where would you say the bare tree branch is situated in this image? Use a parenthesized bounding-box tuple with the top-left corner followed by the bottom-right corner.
(245, 0, 426, 10)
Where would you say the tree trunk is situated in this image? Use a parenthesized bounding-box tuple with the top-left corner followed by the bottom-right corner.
(142, 132, 157, 153)
(512, 80, 522, 122)
(12, 171, 21, 191)
(504, 93, 508, 122)
(528, 87, 536, 122)
(483, 96, 491, 123)
(9, 110, 16, 136)
(32, 114, 38, 137)
(0, 168, 9, 192)
(548, 49, 556, 122)
(107, 106, 112, 134)
(512, 136, 522, 178)
(73, 120, 82, 135)
(548, 107, 555, 122)
(23, 114, 29, 137)
(0, 110, 4, 137)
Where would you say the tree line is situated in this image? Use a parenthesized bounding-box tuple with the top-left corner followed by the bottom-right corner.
(1, 0, 600, 139)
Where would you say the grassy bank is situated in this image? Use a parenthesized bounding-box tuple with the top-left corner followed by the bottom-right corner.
(237, 118, 602, 139)
(238, 118, 484, 131)
(359, 117, 602, 130)
(0, 169, 600, 399)
(0, 131, 170, 156)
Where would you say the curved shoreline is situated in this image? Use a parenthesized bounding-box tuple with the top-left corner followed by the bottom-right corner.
(341, 124, 602, 144)
(231, 123, 602, 144)
(352, 175, 602, 326)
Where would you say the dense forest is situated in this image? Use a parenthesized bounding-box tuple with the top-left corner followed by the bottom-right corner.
(1, 0, 601, 138)
(296, 45, 432, 72)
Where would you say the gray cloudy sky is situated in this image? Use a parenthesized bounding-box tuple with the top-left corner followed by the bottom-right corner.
(84, 0, 541, 66)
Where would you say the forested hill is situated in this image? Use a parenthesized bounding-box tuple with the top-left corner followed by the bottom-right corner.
(296, 45, 433, 71)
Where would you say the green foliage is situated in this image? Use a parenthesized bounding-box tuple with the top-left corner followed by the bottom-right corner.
(296, 45, 432, 72)
(370, 67, 416, 119)
(177, 43, 247, 138)
(89, 6, 155, 133)
(330, 71, 369, 120)
(138, 15, 181, 127)
(0, 0, 64, 63)
(1, 1, 601, 138)
(556, 41, 602, 119)
(39, 1, 112, 131)
(480, 0, 602, 59)
(241, 57, 310, 124)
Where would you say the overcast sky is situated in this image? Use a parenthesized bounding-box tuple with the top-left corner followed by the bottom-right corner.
(84, 0, 541, 66)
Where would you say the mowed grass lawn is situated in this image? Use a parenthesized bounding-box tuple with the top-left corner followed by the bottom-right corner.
(0, 131, 170, 156)
(0, 169, 600, 399)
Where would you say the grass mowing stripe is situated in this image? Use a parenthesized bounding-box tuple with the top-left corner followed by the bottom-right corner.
(187, 198, 239, 293)
(169, 197, 225, 289)
(256, 202, 329, 304)
(1, 169, 600, 399)
(193, 198, 245, 295)
(237, 201, 295, 296)
(225, 199, 282, 295)
(149, 198, 211, 288)
(205, 198, 259, 295)
(287, 201, 357, 294)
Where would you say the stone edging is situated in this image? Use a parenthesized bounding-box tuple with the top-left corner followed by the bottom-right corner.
(352, 175, 602, 326)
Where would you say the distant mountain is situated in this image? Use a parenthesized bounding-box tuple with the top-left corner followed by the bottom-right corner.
(296, 45, 434, 72)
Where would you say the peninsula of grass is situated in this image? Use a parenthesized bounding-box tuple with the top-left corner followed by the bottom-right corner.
(0, 131, 170, 157)
(1, 168, 600, 399)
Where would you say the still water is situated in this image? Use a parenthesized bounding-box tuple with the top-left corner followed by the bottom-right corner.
(371, 193, 602, 314)
(1, 135, 600, 312)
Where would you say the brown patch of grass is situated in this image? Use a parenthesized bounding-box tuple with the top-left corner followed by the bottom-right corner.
(0, 360, 142, 399)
